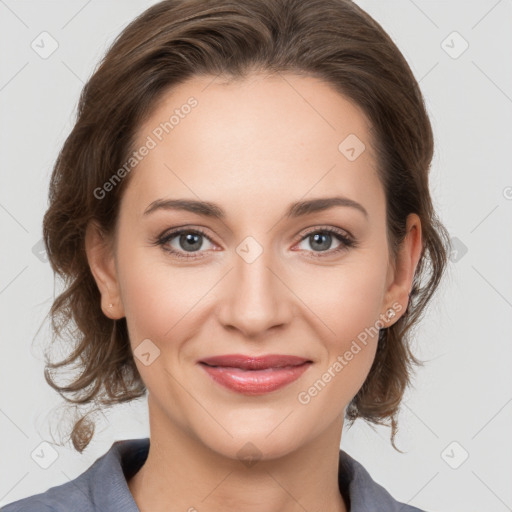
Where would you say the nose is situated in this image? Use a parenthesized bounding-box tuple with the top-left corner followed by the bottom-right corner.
(216, 247, 295, 339)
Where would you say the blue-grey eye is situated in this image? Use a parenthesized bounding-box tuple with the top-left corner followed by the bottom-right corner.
(298, 231, 342, 252)
(162, 230, 214, 254)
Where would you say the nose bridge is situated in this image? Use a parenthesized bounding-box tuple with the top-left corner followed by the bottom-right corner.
(217, 237, 292, 337)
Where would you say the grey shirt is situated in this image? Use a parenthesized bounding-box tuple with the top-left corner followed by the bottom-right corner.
(2, 438, 426, 511)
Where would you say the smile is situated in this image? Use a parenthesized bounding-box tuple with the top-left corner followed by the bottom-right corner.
(198, 354, 313, 395)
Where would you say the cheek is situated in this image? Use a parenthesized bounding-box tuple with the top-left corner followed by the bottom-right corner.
(295, 257, 388, 344)
(116, 247, 199, 406)
(293, 253, 388, 396)
(293, 284, 383, 424)
(116, 239, 221, 369)
(115, 230, 169, 343)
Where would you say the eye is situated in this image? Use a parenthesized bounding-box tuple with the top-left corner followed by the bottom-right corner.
(294, 227, 356, 257)
(153, 225, 357, 261)
(155, 228, 215, 260)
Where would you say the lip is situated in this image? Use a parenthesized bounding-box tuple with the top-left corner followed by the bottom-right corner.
(199, 354, 311, 370)
(198, 354, 312, 395)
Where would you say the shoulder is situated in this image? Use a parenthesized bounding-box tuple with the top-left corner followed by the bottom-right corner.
(1, 501, 56, 512)
(1, 438, 149, 512)
(0, 480, 87, 512)
(339, 449, 428, 512)
(0, 471, 93, 512)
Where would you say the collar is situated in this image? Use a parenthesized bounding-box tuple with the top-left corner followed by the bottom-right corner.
(35, 437, 423, 511)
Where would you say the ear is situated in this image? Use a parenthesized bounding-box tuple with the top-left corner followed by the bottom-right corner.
(382, 213, 423, 324)
(85, 220, 125, 319)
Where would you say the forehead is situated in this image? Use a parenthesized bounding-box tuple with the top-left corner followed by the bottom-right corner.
(124, 73, 383, 219)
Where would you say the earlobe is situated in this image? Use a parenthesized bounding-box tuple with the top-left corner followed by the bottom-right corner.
(84, 221, 124, 319)
(382, 213, 423, 324)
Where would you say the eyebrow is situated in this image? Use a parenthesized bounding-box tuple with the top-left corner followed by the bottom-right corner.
(143, 196, 368, 219)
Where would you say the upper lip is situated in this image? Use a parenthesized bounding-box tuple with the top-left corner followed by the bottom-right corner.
(199, 354, 312, 370)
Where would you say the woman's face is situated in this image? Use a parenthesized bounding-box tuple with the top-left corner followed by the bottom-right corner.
(88, 73, 420, 461)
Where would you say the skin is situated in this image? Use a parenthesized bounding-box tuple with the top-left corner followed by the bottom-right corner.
(85, 73, 422, 512)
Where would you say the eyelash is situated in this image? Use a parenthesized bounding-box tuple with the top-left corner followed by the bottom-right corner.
(153, 226, 357, 261)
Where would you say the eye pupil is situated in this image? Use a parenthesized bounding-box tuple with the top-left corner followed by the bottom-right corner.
(310, 232, 331, 251)
(180, 232, 202, 252)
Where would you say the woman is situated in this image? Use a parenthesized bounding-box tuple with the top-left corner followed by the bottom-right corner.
(3, 0, 449, 510)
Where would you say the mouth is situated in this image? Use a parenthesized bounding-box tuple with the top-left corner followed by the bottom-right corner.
(199, 354, 311, 370)
(198, 354, 313, 395)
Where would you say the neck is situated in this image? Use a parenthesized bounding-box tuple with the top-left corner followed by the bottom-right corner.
(128, 398, 348, 512)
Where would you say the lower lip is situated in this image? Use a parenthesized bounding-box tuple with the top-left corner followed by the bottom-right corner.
(199, 362, 312, 395)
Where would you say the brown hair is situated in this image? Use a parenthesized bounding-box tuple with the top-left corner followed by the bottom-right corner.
(42, 0, 450, 452)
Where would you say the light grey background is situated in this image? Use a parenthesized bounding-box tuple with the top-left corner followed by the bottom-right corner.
(1, 1, 511, 511)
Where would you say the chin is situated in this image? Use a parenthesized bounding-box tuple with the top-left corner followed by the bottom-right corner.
(202, 433, 304, 464)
